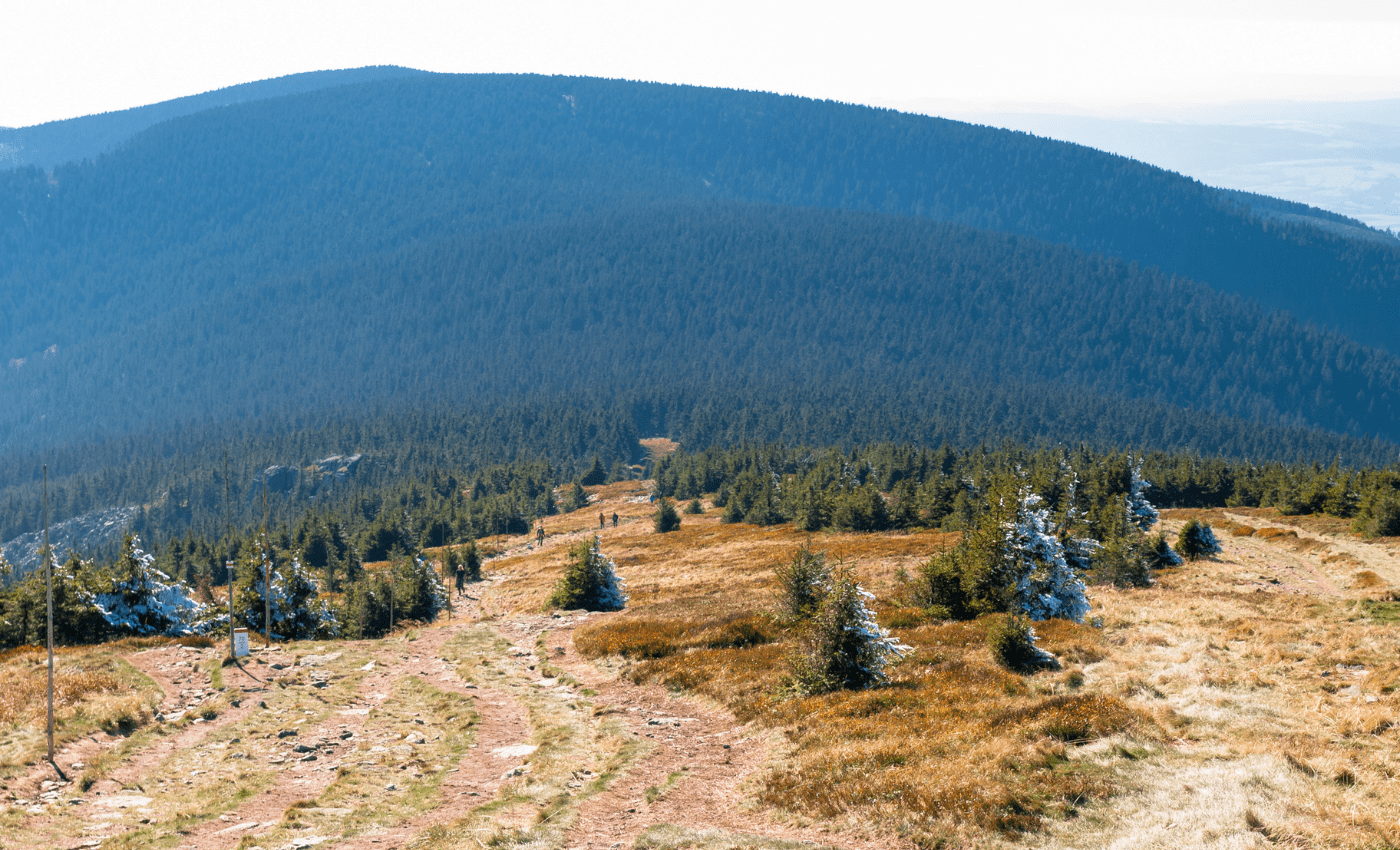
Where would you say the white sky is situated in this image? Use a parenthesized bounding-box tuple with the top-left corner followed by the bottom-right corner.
(4, 0, 1400, 128)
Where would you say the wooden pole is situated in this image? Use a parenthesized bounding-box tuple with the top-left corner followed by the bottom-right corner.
(262, 476, 270, 646)
(43, 465, 54, 765)
(224, 453, 233, 660)
(227, 561, 235, 658)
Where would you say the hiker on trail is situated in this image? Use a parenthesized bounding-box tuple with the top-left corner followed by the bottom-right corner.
(599, 512, 606, 529)
(536, 523, 545, 546)
(612, 512, 618, 527)
(455, 562, 466, 597)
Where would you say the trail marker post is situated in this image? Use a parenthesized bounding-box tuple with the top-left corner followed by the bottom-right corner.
(43, 466, 54, 766)
(227, 560, 236, 660)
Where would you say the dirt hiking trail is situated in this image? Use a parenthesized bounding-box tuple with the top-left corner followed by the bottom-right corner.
(8, 550, 886, 850)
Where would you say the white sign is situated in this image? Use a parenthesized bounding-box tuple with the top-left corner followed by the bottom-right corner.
(233, 628, 250, 657)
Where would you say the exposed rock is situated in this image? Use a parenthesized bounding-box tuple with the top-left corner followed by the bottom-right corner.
(0, 505, 140, 576)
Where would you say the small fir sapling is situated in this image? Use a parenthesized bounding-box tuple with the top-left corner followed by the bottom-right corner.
(987, 613, 1055, 672)
(566, 482, 590, 512)
(1003, 489, 1092, 623)
(1125, 458, 1160, 531)
(654, 497, 682, 532)
(684, 498, 704, 515)
(774, 543, 829, 621)
(1355, 495, 1400, 538)
(392, 554, 450, 621)
(1176, 519, 1221, 561)
(547, 536, 627, 611)
(1145, 531, 1183, 568)
(788, 559, 909, 694)
(461, 538, 483, 581)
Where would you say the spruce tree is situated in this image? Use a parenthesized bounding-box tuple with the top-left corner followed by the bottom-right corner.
(1176, 519, 1221, 561)
(654, 497, 681, 533)
(547, 537, 626, 611)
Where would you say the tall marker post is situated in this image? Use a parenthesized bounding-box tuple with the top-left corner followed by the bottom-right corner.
(228, 561, 236, 659)
(224, 453, 233, 661)
(43, 465, 54, 765)
(262, 476, 270, 647)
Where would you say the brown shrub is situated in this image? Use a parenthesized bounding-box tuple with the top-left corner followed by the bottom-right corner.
(995, 694, 1145, 742)
(1353, 571, 1386, 589)
(575, 612, 777, 660)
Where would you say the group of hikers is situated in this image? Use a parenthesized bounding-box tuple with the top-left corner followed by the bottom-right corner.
(449, 501, 627, 598)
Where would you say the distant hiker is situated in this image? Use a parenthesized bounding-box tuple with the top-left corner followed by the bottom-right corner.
(536, 524, 545, 546)
(599, 512, 606, 529)
(611, 512, 618, 527)
(455, 563, 466, 597)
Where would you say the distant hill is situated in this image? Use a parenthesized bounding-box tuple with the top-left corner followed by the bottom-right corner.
(2, 71, 1399, 464)
(0, 66, 425, 170)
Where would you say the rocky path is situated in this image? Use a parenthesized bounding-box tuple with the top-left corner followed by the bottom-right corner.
(6, 565, 887, 850)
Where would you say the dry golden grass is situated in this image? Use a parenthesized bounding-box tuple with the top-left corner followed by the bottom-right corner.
(560, 505, 1160, 844)
(0, 645, 159, 774)
(640, 437, 680, 462)
(534, 498, 1400, 847)
(597, 616, 1157, 841)
(0, 648, 123, 726)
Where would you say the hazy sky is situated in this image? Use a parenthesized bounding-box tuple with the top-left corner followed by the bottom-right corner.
(4, 0, 1400, 127)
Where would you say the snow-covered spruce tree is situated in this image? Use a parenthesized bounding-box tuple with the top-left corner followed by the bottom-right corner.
(918, 476, 1092, 627)
(1003, 488, 1092, 622)
(1176, 519, 1221, 561)
(95, 535, 209, 637)
(547, 536, 626, 611)
(1125, 457, 1160, 531)
(234, 538, 338, 640)
(789, 560, 909, 695)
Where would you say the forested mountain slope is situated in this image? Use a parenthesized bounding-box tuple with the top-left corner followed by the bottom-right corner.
(4, 72, 1398, 361)
(2, 71, 1399, 477)
(4, 200, 1399, 452)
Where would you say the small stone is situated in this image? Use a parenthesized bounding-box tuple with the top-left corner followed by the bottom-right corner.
(278, 729, 298, 738)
